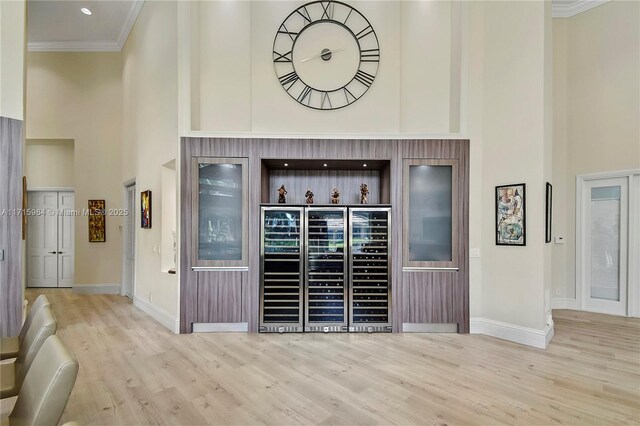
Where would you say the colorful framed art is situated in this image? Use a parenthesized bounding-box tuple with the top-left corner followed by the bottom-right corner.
(496, 183, 526, 246)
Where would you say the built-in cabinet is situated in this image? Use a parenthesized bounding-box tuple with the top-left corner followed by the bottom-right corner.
(192, 157, 248, 268)
(181, 138, 469, 334)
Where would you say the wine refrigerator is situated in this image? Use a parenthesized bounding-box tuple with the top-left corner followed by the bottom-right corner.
(260, 205, 391, 333)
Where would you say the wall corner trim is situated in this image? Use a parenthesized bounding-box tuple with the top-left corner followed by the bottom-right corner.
(470, 317, 551, 349)
(133, 296, 180, 334)
(72, 284, 121, 294)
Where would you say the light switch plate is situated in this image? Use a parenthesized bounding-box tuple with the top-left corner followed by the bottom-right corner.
(470, 248, 480, 258)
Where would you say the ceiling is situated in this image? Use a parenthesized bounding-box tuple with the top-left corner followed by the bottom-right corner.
(26, 0, 611, 52)
(27, 0, 143, 51)
(552, 0, 611, 18)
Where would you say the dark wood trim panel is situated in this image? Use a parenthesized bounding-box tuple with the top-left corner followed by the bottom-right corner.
(0, 117, 24, 337)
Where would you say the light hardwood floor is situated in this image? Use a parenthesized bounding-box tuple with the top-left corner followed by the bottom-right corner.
(21, 290, 640, 425)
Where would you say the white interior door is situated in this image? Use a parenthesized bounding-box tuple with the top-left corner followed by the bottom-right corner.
(123, 185, 136, 298)
(27, 192, 59, 288)
(57, 192, 75, 288)
(581, 178, 628, 316)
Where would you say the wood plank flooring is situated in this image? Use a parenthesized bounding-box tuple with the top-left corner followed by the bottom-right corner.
(22, 289, 640, 425)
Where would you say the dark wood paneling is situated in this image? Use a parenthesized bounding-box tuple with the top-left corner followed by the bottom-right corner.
(0, 117, 24, 337)
(246, 142, 261, 332)
(403, 272, 456, 323)
(268, 170, 381, 205)
(397, 139, 470, 333)
(390, 141, 403, 332)
(180, 138, 255, 333)
(196, 271, 244, 323)
(181, 137, 469, 334)
(179, 138, 196, 333)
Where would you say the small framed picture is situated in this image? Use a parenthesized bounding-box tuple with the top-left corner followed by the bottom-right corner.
(496, 183, 526, 246)
(545, 182, 552, 243)
(141, 190, 152, 229)
(88, 199, 106, 242)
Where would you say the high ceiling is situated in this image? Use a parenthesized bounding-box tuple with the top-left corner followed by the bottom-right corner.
(26, 0, 611, 52)
(27, 0, 143, 51)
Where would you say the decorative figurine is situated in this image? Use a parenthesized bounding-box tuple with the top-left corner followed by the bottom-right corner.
(360, 183, 369, 204)
(331, 187, 340, 204)
(277, 185, 287, 204)
(305, 189, 314, 204)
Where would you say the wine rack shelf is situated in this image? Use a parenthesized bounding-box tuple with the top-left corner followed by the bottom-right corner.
(260, 205, 391, 333)
(260, 207, 304, 332)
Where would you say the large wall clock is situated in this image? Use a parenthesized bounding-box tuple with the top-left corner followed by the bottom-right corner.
(273, 1, 380, 110)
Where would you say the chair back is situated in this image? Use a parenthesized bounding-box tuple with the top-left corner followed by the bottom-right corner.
(14, 306, 57, 389)
(10, 335, 79, 426)
(19, 295, 51, 342)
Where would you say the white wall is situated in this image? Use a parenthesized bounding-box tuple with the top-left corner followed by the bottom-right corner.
(552, 0, 640, 302)
(26, 52, 123, 287)
(468, 1, 551, 331)
(122, 0, 180, 325)
(552, 18, 569, 302)
(0, 0, 26, 120)
(191, 1, 455, 134)
(25, 139, 75, 188)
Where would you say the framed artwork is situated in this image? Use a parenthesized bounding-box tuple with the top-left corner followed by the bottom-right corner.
(141, 190, 152, 229)
(545, 182, 552, 243)
(496, 183, 526, 246)
(88, 200, 106, 242)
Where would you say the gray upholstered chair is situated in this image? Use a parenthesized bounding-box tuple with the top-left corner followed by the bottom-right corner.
(1, 335, 79, 426)
(1, 295, 51, 360)
(0, 306, 57, 399)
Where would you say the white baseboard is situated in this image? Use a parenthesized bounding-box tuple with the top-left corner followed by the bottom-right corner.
(470, 317, 554, 349)
(551, 297, 580, 310)
(133, 296, 180, 334)
(545, 323, 555, 347)
(73, 284, 121, 294)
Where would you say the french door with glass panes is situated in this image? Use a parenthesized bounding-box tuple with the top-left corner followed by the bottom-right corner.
(580, 178, 628, 316)
(27, 191, 74, 288)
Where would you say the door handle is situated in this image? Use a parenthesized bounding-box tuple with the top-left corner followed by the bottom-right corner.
(57, 251, 63, 254)
(49, 251, 57, 254)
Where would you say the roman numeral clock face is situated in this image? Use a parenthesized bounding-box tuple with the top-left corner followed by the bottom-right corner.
(273, 1, 380, 110)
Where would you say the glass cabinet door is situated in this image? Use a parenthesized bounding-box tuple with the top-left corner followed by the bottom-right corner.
(403, 159, 459, 269)
(260, 207, 304, 332)
(192, 157, 248, 268)
(349, 208, 391, 331)
(305, 208, 348, 331)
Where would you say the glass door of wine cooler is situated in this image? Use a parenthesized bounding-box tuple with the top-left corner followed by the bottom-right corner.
(260, 207, 304, 332)
(305, 208, 348, 332)
(349, 208, 392, 331)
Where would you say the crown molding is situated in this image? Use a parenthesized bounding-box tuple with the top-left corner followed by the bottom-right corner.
(27, 0, 144, 52)
(552, 0, 611, 18)
(28, 40, 121, 52)
(117, 0, 144, 50)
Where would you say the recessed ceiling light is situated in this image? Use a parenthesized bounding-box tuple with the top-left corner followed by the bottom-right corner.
(363, 163, 367, 167)
(284, 163, 288, 167)
(81, 7, 92, 15)
(323, 163, 328, 167)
